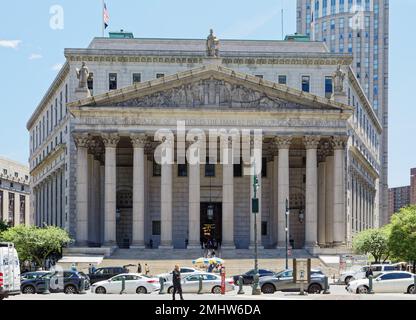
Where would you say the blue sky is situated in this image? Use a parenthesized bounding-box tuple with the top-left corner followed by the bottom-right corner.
(0, 0, 414, 188)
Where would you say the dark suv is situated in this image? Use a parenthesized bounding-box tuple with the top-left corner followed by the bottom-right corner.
(88, 267, 129, 284)
(21, 271, 90, 294)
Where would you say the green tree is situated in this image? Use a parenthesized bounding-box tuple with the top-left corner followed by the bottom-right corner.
(0, 225, 73, 268)
(0, 220, 10, 233)
(352, 226, 391, 263)
(389, 206, 416, 272)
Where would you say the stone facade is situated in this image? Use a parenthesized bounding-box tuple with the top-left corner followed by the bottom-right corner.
(27, 35, 381, 253)
(0, 157, 31, 226)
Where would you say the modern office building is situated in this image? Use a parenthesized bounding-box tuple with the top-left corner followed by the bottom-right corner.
(0, 157, 31, 226)
(296, 0, 389, 226)
(27, 31, 381, 254)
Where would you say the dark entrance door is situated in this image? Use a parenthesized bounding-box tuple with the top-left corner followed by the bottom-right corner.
(200, 203, 222, 245)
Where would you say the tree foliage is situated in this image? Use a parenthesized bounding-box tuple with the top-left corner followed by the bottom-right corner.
(0, 225, 73, 267)
(0, 220, 10, 233)
(352, 226, 390, 263)
(389, 206, 416, 263)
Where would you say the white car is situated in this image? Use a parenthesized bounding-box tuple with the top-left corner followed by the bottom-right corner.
(347, 271, 416, 294)
(157, 267, 202, 282)
(165, 272, 235, 294)
(91, 273, 160, 294)
(340, 263, 405, 285)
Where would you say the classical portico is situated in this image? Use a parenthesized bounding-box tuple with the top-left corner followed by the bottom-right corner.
(68, 64, 356, 252)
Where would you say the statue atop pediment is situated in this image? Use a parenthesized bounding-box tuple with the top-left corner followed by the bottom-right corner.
(333, 65, 345, 94)
(206, 29, 220, 58)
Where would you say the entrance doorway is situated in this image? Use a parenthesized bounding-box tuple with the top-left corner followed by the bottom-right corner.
(200, 203, 222, 246)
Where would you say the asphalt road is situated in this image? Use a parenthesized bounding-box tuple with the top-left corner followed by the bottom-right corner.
(4, 285, 416, 301)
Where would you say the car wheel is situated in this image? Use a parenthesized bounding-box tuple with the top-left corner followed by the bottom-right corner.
(408, 285, 415, 294)
(308, 284, 322, 294)
(212, 286, 222, 294)
(136, 286, 147, 294)
(95, 286, 106, 294)
(167, 286, 174, 294)
(261, 284, 275, 294)
(357, 286, 369, 294)
(22, 285, 36, 294)
(344, 276, 353, 285)
(64, 285, 77, 294)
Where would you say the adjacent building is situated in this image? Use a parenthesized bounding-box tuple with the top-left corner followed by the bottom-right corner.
(411, 168, 416, 205)
(26, 31, 381, 254)
(0, 157, 31, 226)
(296, 0, 389, 226)
(388, 186, 410, 220)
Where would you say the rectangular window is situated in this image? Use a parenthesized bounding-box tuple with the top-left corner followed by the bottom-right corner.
(178, 164, 188, 177)
(205, 162, 215, 177)
(109, 73, 117, 90)
(261, 157, 267, 178)
(261, 221, 268, 236)
(301, 76, 310, 92)
(325, 76, 333, 98)
(156, 73, 165, 79)
(278, 75, 287, 85)
(132, 73, 141, 84)
(152, 221, 161, 236)
(233, 162, 242, 177)
(153, 160, 161, 177)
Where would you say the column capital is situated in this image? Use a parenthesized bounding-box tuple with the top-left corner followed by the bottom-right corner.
(130, 133, 147, 148)
(303, 136, 321, 150)
(102, 133, 120, 148)
(331, 136, 348, 150)
(274, 136, 293, 149)
(74, 133, 90, 148)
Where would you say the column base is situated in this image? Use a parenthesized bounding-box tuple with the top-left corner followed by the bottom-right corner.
(187, 243, 202, 250)
(130, 242, 146, 249)
(159, 241, 173, 249)
(221, 242, 236, 250)
(158, 245, 174, 250)
(103, 241, 117, 248)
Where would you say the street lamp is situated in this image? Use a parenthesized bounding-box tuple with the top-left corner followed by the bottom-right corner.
(285, 198, 289, 270)
(251, 162, 261, 295)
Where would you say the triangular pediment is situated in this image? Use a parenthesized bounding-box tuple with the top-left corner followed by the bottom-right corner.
(68, 64, 352, 113)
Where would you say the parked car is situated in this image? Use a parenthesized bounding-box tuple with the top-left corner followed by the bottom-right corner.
(88, 266, 129, 284)
(259, 269, 326, 294)
(21, 271, 50, 281)
(0, 243, 21, 300)
(91, 273, 160, 294)
(157, 267, 202, 283)
(165, 273, 235, 294)
(232, 269, 276, 285)
(339, 263, 405, 285)
(21, 270, 90, 294)
(347, 271, 416, 294)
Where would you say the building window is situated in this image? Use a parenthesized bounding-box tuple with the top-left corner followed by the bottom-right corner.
(153, 160, 161, 177)
(325, 76, 333, 99)
(156, 73, 165, 79)
(278, 75, 287, 85)
(301, 76, 310, 92)
(233, 162, 242, 177)
(152, 221, 161, 236)
(178, 164, 188, 177)
(109, 73, 117, 90)
(132, 73, 141, 84)
(261, 157, 267, 178)
(205, 162, 215, 177)
(261, 222, 268, 236)
(14, 172, 18, 178)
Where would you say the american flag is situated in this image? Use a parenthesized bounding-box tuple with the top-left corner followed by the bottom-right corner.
(103, 2, 110, 29)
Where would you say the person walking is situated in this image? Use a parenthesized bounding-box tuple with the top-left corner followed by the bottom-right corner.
(365, 267, 374, 279)
(137, 263, 142, 274)
(145, 263, 150, 276)
(172, 265, 184, 300)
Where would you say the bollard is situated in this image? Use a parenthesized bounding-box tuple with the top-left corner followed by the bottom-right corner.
(323, 276, 331, 294)
(43, 277, 51, 295)
(237, 276, 245, 295)
(251, 273, 261, 295)
(413, 275, 416, 295)
(368, 275, 374, 294)
(159, 277, 165, 295)
(120, 276, 126, 295)
(198, 275, 203, 294)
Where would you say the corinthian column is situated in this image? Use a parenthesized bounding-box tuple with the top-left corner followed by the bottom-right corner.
(332, 136, 347, 246)
(160, 138, 174, 249)
(187, 139, 201, 249)
(74, 133, 90, 246)
(317, 149, 327, 246)
(102, 133, 119, 247)
(130, 134, 147, 249)
(275, 136, 292, 248)
(222, 137, 235, 249)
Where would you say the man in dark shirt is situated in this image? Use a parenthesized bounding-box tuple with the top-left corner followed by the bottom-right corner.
(172, 265, 184, 300)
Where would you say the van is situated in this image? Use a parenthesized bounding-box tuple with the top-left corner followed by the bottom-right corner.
(339, 262, 406, 285)
(0, 242, 21, 300)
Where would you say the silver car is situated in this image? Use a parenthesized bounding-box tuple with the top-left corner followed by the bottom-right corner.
(259, 269, 326, 294)
(165, 272, 235, 294)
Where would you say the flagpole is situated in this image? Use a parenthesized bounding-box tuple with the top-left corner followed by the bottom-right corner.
(101, 0, 104, 37)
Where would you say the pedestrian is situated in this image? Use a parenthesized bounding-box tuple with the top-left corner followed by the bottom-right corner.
(91, 264, 97, 273)
(71, 263, 77, 272)
(145, 263, 150, 276)
(365, 267, 374, 278)
(149, 239, 153, 249)
(88, 264, 93, 274)
(172, 265, 184, 300)
(137, 263, 142, 274)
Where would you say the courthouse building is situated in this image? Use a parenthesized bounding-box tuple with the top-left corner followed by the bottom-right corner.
(27, 31, 381, 254)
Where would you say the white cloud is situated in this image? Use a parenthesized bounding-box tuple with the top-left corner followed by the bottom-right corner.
(29, 53, 43, 60)
(51, 63, 63, 71)
(0, 40, 22, 49)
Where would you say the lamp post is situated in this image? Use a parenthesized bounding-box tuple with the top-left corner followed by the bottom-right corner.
(251, 162, 261, 295)
(285, 198, 289, 270)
